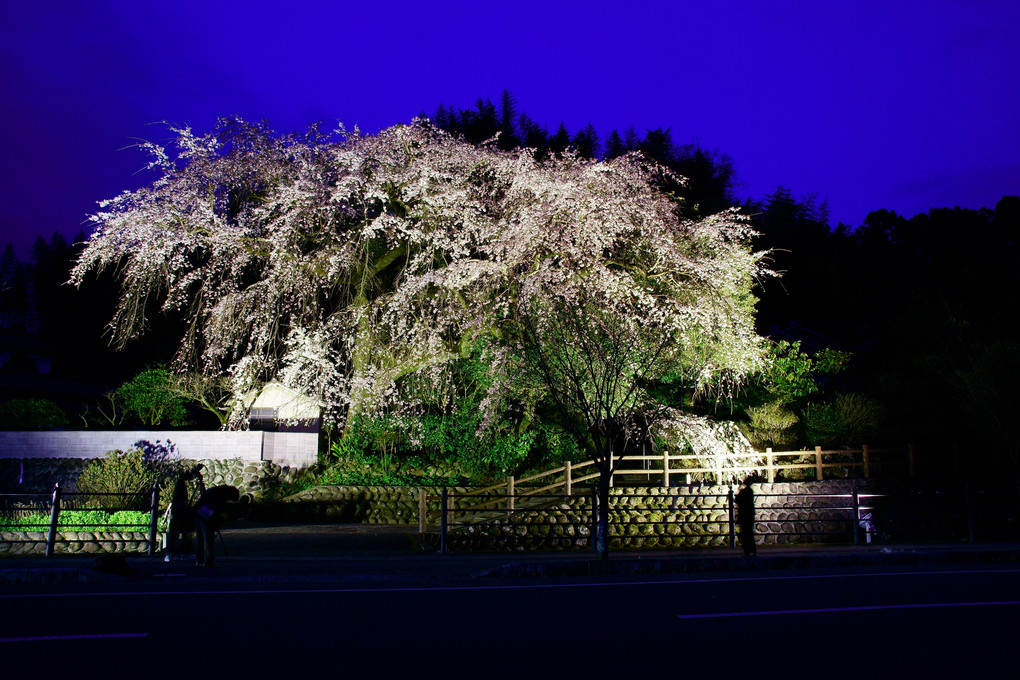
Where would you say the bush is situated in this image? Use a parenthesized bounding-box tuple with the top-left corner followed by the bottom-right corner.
(0, 398, 69, 430)
(117, 367, 191, 427)
(802, 394, 884, 448)
(76, 444, 187, 510)
(0, 509, 156, 531)
(323, 439, 466, 486)
(742, 399, 799, 449)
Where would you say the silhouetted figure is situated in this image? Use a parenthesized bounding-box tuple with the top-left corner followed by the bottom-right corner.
(193, 485, 240, 567)
(164, 465, 204, 562)
(736, 479, 757, 557)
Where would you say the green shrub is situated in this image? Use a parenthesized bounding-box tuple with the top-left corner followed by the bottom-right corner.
(76, 446, 186, 510)
(802, 394, 884, 448)
(0, 509, 158, 531)
(742, 399, 799, 449)
(801, 402, 843, 447)
(0, 398, 69, 430)
(117, 367, 191, 427)
(323, 439, 466, 486)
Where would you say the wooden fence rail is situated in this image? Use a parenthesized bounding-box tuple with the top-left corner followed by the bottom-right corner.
(430, 446, 916, 514)
(620, 444, 916, 485)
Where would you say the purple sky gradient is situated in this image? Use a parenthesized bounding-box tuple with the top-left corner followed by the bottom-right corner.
(2, 0, 1018, 258)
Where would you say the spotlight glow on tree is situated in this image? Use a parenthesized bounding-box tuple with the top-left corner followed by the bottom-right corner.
(73, 118, 771, 555)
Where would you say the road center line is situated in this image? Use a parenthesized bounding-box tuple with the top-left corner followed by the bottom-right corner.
(677, 601, 1020, 619)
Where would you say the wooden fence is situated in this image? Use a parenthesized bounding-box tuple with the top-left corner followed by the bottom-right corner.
(618, 444, 916, 485)
(416, 446, 916, 527)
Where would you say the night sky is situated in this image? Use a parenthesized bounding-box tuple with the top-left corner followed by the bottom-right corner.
(2, 0, 1018, 258)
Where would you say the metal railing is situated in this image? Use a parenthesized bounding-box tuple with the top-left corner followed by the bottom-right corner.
(422, 484, 1019, 553)
(0, 483, 162, 557)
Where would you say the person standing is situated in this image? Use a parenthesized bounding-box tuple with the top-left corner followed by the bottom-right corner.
(735, 478, 758, 557)
(164, 465, 204, 562)
(193, 485, 239, 567)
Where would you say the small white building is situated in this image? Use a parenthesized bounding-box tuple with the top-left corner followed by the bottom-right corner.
(248, 383, 321, 433)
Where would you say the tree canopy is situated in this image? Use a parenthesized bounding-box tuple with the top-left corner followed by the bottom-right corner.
(71, 118, 770, 462)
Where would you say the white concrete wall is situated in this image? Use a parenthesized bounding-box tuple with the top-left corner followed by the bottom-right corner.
(0, 430, 318, 467)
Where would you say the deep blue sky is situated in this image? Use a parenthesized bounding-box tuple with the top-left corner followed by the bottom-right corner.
(2, 0, 1018, 258)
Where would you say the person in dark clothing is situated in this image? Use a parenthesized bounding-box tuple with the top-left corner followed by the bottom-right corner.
(164, 465, 205, 562)
(193, 485, 240, 567)
(735, 479, 758, 557)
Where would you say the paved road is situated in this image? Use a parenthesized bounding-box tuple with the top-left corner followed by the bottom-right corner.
(2, 562, 1017, 678)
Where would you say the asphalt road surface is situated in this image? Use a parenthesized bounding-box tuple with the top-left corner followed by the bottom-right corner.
(2, 563, 1017, 679)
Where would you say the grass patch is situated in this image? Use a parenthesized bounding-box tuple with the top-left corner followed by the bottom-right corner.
(0, 510, 162, 532)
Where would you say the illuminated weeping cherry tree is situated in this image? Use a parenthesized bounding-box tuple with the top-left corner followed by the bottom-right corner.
(72, 118, 769, 554)
(499, 182, 768, 557)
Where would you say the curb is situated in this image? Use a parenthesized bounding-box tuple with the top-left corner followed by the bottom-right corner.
(4, 545, 1020, 587)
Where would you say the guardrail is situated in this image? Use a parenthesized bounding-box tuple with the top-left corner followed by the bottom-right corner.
(0, 483, 162, 557)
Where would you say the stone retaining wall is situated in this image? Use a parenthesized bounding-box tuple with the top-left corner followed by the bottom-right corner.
(261, 484, 442, 524)
(258, 480, 891, 551)
(437, 480, 891, 551)
(0, 531, 158, 556)
(4, 479, 973, 555)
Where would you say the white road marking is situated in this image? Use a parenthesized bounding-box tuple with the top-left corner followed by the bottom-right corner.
(677, 601, 1020, 619)
(0, 632, 148, 643)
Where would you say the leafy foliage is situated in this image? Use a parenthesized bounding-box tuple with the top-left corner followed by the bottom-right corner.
(0, 398, 69, 430)
(0, 509, 158, 531)
(323, 439, 466, 486)
(117, 367, 191, 427)
(802, 394, 884, 448)
(75, 446, 186, 510)
(742, 399, 799, 450)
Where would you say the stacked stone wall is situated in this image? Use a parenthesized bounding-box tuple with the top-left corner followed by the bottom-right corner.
(0, 531, 156, 556)
(439, 480, 895, 551)
(262, 485, 451, 524)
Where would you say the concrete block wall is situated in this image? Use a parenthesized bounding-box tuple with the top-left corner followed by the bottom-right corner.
(0, 430, 318, 467)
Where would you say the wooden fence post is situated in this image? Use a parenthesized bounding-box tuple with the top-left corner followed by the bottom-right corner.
(507, 476, 515, 517)
(662, 447, 670, 487)
(815, 446, 824, 481)
(565, 461, 572, 497)
(862, 445, 871, 479)
(766, 447, 774, 483)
